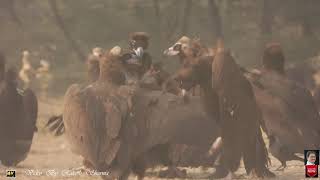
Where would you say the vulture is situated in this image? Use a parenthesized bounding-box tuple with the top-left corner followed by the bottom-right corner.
(0, 52, 38, 166)
(166, 42, 274, 178)
(243, 43, 320, 170)
(47, 47, 221, 180)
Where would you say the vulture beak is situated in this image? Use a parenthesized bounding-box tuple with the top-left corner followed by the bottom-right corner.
(163, 46, 180, 56)
(134, 47, 144, 58)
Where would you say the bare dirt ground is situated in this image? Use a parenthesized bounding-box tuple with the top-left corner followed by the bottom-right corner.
(0, 97, 316, 180)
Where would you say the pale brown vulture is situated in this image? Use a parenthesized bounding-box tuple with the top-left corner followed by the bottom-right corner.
(0, 52, 38, 166)
(48, 48, 221, 179)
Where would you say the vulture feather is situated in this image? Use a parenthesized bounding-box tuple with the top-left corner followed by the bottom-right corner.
(0, 54, 38, 166)
(49, 48, 221, 179)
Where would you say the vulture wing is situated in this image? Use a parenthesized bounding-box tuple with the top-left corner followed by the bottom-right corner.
(246, 71, 320, 151)
(63, 83, 128, 168)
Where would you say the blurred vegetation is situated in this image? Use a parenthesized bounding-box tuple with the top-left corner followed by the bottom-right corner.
(1, 0, 320, 95)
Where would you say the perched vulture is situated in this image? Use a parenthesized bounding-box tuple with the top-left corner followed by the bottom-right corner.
(0, 53, 38, 166)
(48, 47, 221, 179)
(170, 47, 274, 178)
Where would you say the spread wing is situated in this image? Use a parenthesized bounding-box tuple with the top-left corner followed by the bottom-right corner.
(63, 83, 126, 168)
(246, 71, 320, 151)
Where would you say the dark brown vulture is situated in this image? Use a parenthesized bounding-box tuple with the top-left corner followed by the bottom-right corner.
(49, 47, 221, 179)
(243, 43, 320, 170)
(0, 52, 38, 166)
(170, 46, 274, 178)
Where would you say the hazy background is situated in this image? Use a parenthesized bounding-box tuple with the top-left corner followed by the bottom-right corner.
(1, 0, 320, 95)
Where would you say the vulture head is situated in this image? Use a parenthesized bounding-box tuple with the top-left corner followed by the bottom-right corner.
(92, 47, 103, 58)
(129, 31, 150, 50)
(163, 36, 208, 65)
(99, 46, 126, 85)
(262, 43, 285, 75)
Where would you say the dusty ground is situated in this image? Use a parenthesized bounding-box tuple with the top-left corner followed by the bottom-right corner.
(0, 97, 316, 180)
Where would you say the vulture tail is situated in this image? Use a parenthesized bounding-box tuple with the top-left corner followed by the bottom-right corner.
(46, 115, 65, 136)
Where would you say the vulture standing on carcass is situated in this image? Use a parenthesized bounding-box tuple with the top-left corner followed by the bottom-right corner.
(0, 52, 38, 166)
(244, 43, 320, 170)
(166, 41, 275, 178)
(49, 46, 221, 180)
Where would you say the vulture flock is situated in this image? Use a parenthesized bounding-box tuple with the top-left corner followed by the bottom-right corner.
(1, 31, 320, 180)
